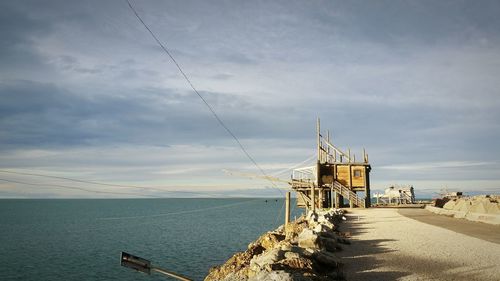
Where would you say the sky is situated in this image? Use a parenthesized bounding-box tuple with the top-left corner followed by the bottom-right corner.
(1, 0, 500, 198)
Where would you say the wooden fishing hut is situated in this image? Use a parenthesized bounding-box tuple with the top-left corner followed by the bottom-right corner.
(290, 119, 371, 211)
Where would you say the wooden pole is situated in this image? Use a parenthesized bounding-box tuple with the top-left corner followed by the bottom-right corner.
(365, 166, 371, 208)
(317, 118, 321, 163)
(285, 192, 291, 225)
(349, 164, 353, 208)
(313, 118, 320, 214)
(331, 185, 335, 209)
(327, 130, 330, 162)
(312, 162, 318, 214)
(319, 188, 323, 209)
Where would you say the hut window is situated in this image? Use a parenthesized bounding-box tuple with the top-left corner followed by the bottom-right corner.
(353, 170, 362, 177)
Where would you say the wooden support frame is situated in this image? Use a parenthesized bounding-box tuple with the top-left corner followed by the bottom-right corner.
(291, 118, 371, 210)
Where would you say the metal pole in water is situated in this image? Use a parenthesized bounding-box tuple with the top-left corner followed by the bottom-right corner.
(120, 252, 193, 281)
(152, 267, 193, 281)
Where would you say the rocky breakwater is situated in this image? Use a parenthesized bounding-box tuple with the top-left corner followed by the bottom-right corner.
(205, 209, 350, 281)
(427, 195, 500, 225)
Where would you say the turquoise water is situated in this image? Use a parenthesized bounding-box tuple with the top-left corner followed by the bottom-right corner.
(0, 198, 303, 281)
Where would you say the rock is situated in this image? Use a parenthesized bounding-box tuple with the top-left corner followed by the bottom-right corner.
(443, 200, 456, 210)
(298, 229, 320, 249)
(313, 222, 334, 234)
(285, 245, 312, 258)
(284, 251, 300, 260)
(250, 248, 284, 272)
(280, 241, 293, 252)
(312, 250, 341, 268)
(205, 236, 266, 281)
(285, 219, 308, 240)
(306, 211, 318, 223)
(470, 201, 488, 214)
(247, 242, 265, 256)
(260, 232, 285, 250)
(249, 270, 293, 281)
(279, 256, 313, 271)
(318, 236, 340, 252)
(486, 202, 500, 214)
(205, 208, 348, 281)
(303, 248, 315, 256)
(298, 228, 340, 252)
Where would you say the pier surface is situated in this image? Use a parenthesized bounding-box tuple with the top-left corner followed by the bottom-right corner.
(398, 208, 500, 244)
(338, 208, 500, 281)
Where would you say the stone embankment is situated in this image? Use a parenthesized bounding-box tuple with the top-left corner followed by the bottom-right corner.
(205, 209, 349, 281)
(426, 195, 500, 225)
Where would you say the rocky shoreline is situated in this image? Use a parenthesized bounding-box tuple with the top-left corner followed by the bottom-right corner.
(205, 209, 350, 281)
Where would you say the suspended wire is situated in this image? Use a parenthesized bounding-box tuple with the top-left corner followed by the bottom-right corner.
(274, 199, 286, 225)
(97, 198, 262, 220)
(0, 169, 155, 189)
(270, 153, 316, 177)
(0, 178, 159, 198)
(0, 169, 219, 197)
(64, 198, 273, 234)
(126, 0, 284, 198)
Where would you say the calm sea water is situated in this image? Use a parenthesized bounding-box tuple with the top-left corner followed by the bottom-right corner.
(0, 198, 303, 281)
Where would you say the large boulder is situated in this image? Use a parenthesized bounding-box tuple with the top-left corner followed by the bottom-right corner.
(250, 248, 285, 272)
(298, 229, 319, 249)
(313, 222, 334, 234)
(298, 228, 339, 252)
(312, 250, 341, 268)
(486, 202, 500, 214)
(285, 218, 308, 240)
(249, 270, 314, 281)
(443, 200, 456, 210)
(259, 232, 285, 250)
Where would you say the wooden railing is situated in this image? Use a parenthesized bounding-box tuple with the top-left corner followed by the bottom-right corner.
(333, 181, 365, 207)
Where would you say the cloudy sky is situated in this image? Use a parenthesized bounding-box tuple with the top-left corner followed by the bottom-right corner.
(1, 0, 499, 198)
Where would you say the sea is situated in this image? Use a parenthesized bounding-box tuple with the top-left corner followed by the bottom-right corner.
(0, 198, 303, 281)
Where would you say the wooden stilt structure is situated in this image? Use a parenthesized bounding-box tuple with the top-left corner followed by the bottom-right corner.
(291, 118, 371, 211)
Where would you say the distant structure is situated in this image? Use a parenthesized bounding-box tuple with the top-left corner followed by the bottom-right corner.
(373, 185, 415, 205)
(290, 118, 371, 211)
(434, 188, 463, 208)
(438, 188, 463, 199)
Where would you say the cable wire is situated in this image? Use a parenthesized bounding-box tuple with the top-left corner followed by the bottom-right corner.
(97, 198, 262, 220)
(270, 153, 316, 177)
(0, 178, 159, 197)
(126, 0, 284, 199)
(0, 169, 219, 197)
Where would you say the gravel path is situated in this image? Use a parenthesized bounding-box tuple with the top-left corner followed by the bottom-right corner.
(337, 208, 500, 281)
(398, 208, 500, 244)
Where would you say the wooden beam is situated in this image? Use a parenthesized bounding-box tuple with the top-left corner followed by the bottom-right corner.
(285, 192, 291, 225)
(323, 140, 351, 162)
(317, 118, 321, 163)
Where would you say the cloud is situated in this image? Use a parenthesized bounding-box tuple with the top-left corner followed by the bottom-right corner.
(1, 0, 500, 197)
(0, 78, 326, 152)
(379, 161, 496, 171)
